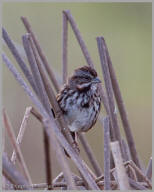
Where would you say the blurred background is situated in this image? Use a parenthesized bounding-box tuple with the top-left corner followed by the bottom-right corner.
(2, 2, 152, 183)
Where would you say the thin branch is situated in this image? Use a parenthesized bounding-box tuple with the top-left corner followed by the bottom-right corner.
(129, 160, 152, 188)
(2, 53, 99, 190)
(62, 12, 68, 84)
(30, 107, 43, 122)
(11, 106, 32, 164)
(2, 28, 37, 93)
(52, 172, 64, 183)
(78, 133, 102, 177)
(21, 16, 60, 92)
(43, 119, 77, 190)
(129, 178, 148, 190)
(97, 37, 123, 155)
(28, 34, 76, 150)
(63, 10, 94, 68)
(121, 138, 131, 162)
(22, 34, 52, 189)
(2, 153, 32, 190)
(111, 141, 130, 190)
(146, 157, 152, 180)
(103, 116, 111, 190)
(102, 37, 142, 170)
(2, 109, 32, 185)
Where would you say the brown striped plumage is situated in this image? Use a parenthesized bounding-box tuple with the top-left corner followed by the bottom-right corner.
(56, 66, 101, 133)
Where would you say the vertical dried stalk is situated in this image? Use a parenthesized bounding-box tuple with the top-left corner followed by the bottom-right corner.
(102, 38, 142, 169)
(62, 12, 68, 84)
(121, 139, 131, 162)
(11, 106, 32, 164)
(78, 133, 102, 177)
(2, 28, 37, 93)
(63, 9, 104, 174)
(2, 109, 32, 185)
(103, 116, 111, 190)
(97, 37, 123, 153)
(28, 34, 76, 150)
(22, 34, 52, 189)
(146, 157, 152, 180)
(21, 16, 60, 92)
(2, 153, 31, 190)
(63, 10, 94, 68)
(111, 141, 130, 190)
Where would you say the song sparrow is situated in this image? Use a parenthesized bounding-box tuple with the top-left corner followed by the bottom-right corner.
(57, 66, 101, 136)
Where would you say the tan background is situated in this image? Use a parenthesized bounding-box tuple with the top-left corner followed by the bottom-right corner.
(2, 2, 152, 183)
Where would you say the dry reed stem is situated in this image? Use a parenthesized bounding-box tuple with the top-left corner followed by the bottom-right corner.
(2, 109, 32, 185)
(62, 12, 68, 84)
(63, 10, 94, 68)
(78, 133, 103, 177)
(128, 178, 148, 190)
(2, 153, 32, 190)
(111, 141, 130, 190)
(97, 37, 123, 155)
(127, 164, 137, 181)
(121, 138, 131, 162)
(146, 157, 152, 180)
(129, 160, 152, 188)
(2, 28, 37, 93)
(21, 16, 60, 92)
(2, 53, 99, 190)
(102, 37, 142, 170)
(103, 116, 111, 190)
(62, 9, 105, 175)
(43, 119, 77, 190)
(22, 34, 52, 189)
(11, 106, 32, 164)
(28, 34, 77, 154)
(53, 172, 64, 183)
(30, 107, 43, 121)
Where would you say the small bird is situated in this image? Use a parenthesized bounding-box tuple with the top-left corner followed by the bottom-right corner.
(56, 66, 101, 148)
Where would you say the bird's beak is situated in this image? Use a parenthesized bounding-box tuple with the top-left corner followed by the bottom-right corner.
(92, 77, 101, 84)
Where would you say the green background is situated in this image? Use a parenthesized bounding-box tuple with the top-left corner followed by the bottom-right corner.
(2, 2, 152, 183)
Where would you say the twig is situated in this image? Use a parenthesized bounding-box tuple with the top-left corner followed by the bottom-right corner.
(2, 28, 37, 93)
(103, 116, 111, 190)
(129, 160, 152, 188)
(78, 133, 102, 177)
(2, 153, 32, 190)
(2, 109, 32, 184)
(2, 53, 99, 190)
(22, 34, 52, 189)
(52, 172, 64, 183)
(63, 10, 94, 68)
(30, 107, 43, 121)
(96, 161, 131, 183)
(28, 34, 76, 150)
(128, 178, 148, 190)
(121, 138, 131, 162)
(21, 16, 60, 92)
(97, 37, 123, 155)
(43, 119, 77, 190)
(102, 37, 142, 170)
(62, 12, 68, 84)
(146, 157, 152, 180)
(127, 165, 137, 181)
(11, 106, 32, 164)
(111, 141, 130, 190)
